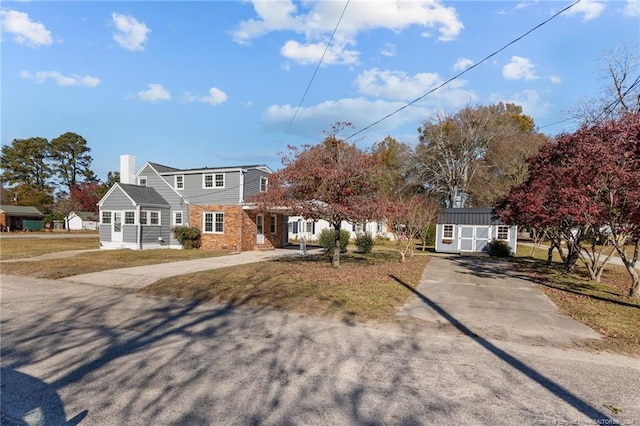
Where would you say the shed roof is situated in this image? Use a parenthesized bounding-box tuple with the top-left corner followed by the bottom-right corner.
(70, 211, 99, 221)
(119, 184, 170, 206)
(437, 208, 504, 225)
(0, 205, 44, 217)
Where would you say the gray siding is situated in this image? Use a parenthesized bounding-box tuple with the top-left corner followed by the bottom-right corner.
(99, 225, 111, 242)
(101, 187, 135, 210)
(138, 164, 186, 208)
(244, 169, 269, 199)
(169, 170, 241, 204)
(123, 225, 137, 243)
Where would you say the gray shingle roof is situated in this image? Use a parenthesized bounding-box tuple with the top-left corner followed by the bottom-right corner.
(437, 208, 504, 225)
(148, 162, 182, 173)
(118, 184, 169, 206)
(0, 205, 44, 217)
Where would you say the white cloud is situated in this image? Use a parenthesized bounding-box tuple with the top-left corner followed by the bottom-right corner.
(20, 70, 100, 87)
(564, 0, 605, 21)
(502, 56, 538, 80)
(199, 87, 228, 105)
(453, 57, 474, 72)
(281, 38, 359, 65)
(550, 75, 562, 84)
(624, 0, 640, 17)
(263, 97, 429, 139)
(0, 9, 52, 47)
(137, 83, 171, 102)
(111, 12, 150, 51)
(233, 1, 463, 66)
(354, 68, 477, 108)
(379, 43, 396, 57)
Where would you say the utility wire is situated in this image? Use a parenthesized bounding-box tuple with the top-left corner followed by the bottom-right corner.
(276, 0, 351, 153)
(344, 0, 582, 142)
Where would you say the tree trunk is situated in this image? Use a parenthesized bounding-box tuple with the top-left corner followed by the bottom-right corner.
(332, 222, 341, 268)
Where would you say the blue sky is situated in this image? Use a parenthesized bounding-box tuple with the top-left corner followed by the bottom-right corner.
(2, 0, 638, 180)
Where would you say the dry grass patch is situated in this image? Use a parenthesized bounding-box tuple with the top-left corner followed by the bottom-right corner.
(1, 249, 226, 280)
(0, 236, 100, 260)
(142, 251, 430, 323)
(512, 246, 640, 356)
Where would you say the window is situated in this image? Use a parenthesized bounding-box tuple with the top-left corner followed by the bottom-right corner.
(140, 211, 148, 224)
(270, 214, 277, 234)
(174, 211, 183, 226)
(260, 176, 268, 192)
(256, 215, 264, 234)
(203, 173, 224, 188)
(101, 211, 111, 224)
(124, 211, 135, 225)
(150, 211, 160, 225)
(175, 175, 184, 190)
(497, 226, 509, 240)
(204, 212, 224, 233)
(306, 221, 313, 233)
(443, 224, 454, 239)
(138, 176, 147, 186)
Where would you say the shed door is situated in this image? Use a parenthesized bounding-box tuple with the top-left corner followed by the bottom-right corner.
(459, 225, 490, 252)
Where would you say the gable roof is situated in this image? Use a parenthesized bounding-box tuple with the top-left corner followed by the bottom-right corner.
(69, 211, 99, 221)
(437, 208, 505, 225)
(147, 162, 182, 173)
(0, 205, 44, 217)
(119, 184, 170, 206)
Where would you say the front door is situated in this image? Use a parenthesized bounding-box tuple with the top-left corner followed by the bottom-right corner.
(256, 214, 264, 244)
(112, 211, 123, 243)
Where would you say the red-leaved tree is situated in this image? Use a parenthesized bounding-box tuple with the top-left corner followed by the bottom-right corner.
(250, 123, 391, 267)
(497, 112, 640, 297)
(70, 182, 104, 213)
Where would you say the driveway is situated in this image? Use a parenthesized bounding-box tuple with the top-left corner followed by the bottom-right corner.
(1, 255, 639, 425)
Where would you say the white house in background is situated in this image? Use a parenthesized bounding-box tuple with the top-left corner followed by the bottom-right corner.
(435, 208, 517, 254)
(287, 216, 395, 242)
(66, 211, 99, 231)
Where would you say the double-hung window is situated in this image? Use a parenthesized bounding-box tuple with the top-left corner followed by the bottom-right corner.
(270, 214, 277, 234)
(260, 176, 268, 192)
(203, 173, 224, 189)
(203, 212, 224, 233)
(124, 211, 135, 225)
(101, 211, 111, 224)
(173, 211, 183, 226)
(150, 211, 160, 225)
(175, 175, 184, 190)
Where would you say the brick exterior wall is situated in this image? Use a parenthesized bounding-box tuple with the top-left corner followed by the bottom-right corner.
(188, 205, 285, 252)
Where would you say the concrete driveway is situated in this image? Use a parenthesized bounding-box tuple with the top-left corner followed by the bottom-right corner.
(1, 254, 639, 425)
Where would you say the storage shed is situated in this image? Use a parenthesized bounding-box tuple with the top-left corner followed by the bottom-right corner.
(0, 205, 45, 231)
(435, 208, 517, 255)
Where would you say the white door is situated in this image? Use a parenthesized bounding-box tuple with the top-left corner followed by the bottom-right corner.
(459, 226, 474, 251)
(112, 212, 123, 243)
(256, 214, 264, 244)
(459, 225, 491, 252)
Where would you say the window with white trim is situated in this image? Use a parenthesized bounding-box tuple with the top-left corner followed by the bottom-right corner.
(443, 224, 454, 239)
(203, 173, 224, 188)
(173, 211, 183, 226)
(150, 211, 160, 225)
(306, 221, 313, 233)
(175, 175, 184, 190)
(203, 212, 224, 233)
(497, 226, 509, 240)
(270, 214, 277, 234)
(101, 211, 111, 224)
(140, 211, 148, 224)
(138, 176, 147, 186)
(256, 214, 264, 235)
(260, 176, 268, 192)
(124, 211, 135, 225)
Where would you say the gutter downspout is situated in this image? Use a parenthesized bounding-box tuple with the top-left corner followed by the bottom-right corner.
(137, 205, 142, 250)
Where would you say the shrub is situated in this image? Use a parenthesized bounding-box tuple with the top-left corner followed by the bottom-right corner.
(172, 226, 202, 249)
(355, 232, 374, 253)
(487, 239, 511, 257)
(318, 228, 350, 253)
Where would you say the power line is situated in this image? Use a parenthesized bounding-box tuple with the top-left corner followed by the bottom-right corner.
(276, 0, 351, 153)
(344, 0, 582, 142)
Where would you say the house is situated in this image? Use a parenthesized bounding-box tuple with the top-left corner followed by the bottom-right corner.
(66, 211, 99, 231)
(435, 208, 517, 254)
(0, 205, 45, 231)
(97, 155, 287, 251)
(287, 216, 395, 242)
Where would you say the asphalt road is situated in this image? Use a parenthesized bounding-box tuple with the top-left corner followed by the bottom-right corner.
(1, 268, 639, 425)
